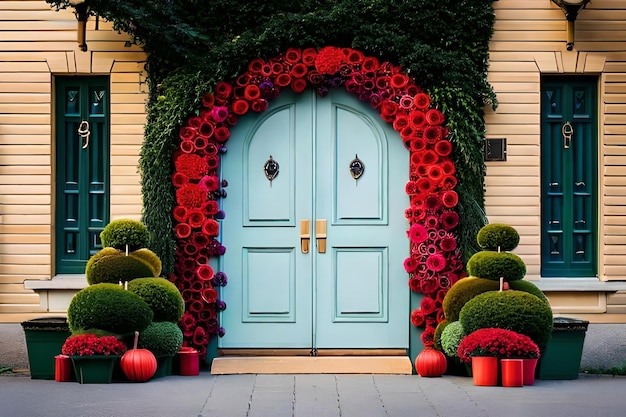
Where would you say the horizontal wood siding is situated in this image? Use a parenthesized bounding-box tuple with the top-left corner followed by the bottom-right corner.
(0, 1, 147, 320)
(487, 0, 626, 281)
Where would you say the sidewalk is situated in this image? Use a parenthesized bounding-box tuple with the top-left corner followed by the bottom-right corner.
(1, 372, 625, 417)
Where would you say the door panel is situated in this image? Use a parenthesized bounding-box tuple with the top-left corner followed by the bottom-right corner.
(55, 77, 110, 274)
(541, 77, 597, 277)
(220, 89, 407, 349)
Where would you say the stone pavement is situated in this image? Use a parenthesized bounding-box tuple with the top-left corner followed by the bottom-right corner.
(0, 372, 625, 417)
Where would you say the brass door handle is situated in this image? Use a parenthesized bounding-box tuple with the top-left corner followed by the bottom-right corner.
(300, 219, 310, 254)
(316, 219, 327, 254)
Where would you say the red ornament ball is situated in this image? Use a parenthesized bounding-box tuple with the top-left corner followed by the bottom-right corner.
(415, 347, 447, 377)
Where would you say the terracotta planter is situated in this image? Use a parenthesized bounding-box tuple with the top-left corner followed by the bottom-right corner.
(500, 359, 524, 387)
(471, 356, 498, 386)
(522, 358, 539, 385)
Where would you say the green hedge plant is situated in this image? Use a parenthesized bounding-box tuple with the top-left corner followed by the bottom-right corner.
(100, 218, 151, 252)
(85, 250, 156, 285)
(127, 277, 185, 323)
(67, 283, 153, 335)
(130, 248, 163, 277)
(465, 251, 526, 281)
(138, 321, 184, 357)
(440, 321, 465, 358)
(443, 277, 499, 322)
(476, 223, 520, 252)
(459, 290, 553, 349)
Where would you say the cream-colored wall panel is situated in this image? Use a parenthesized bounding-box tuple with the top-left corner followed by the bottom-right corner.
(110, 185, 141, 195)
(484, 196, 540, 206)
(110, 124, 144, 135)
(490, 82, 540, 93)
(0, 234, 49, 244)
(0, 244, 49, 255)
(485, 176, 538, 187)
(0, 254, 50, 265)
(484, 186, 539, 197)
(545, 292, 606, 314)
(110, 114, 147, 125)
(491, 92, 539, 104)
(484, 113, 539, 124)
(1, 215, 50, 225)
(0, 205, 50, 215)
(0, 166, 50, 175)
(110, 93, 148, 105)
(483, 102, 538, 114)
(0, 175, 50, 185)
(485, 165, 538, 176)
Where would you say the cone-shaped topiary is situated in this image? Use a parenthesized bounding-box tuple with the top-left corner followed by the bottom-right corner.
(476, 223, 520, 251)
(127, 277, 184, 323)
(85, 251, 156, 285)
(440, 321, 465, 358)
(459, 290, 553, 348)
(100, 218, 151, 252)
(466, 251, 526, 281)
(443, 277, 500, 322)
(138, 321, 184, 357)
(130, 248, 162, 277)
(68, 283, 153, 335)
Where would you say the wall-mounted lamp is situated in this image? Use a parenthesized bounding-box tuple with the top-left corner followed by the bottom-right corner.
(551, 0, 591, 51)
(68, 0, 89, 52)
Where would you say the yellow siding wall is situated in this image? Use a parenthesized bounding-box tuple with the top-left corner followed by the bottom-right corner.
(486, 0, 626, 281)
(0, 1, 147, 321)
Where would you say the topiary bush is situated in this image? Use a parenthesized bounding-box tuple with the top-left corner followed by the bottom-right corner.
(85, 251, 156, 285)
(433, 319, 448, 351)
(465, 251, 526, 281)
(100, 218, 151, 251)
(138, 321, 184, 357)
(443, 277, 499, 322)
(130, 248, 163, 276)
(67, 283, 153, 335)
(459, 290, 553, 348)
(440, 321, 465, 358)
(127, 277, 184, 323)
(476, 223, 520, 251)
(509, 279, 549, 303)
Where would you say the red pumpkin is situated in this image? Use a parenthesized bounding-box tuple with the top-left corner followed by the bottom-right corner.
(415, 347, 447, 377)
(121, 331, 157, 382)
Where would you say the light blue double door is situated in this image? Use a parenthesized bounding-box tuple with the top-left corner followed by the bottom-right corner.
(220, 89, 408, 350)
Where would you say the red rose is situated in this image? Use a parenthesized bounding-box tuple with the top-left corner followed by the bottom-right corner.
(434, 140, 452, 157)
(424, 126, 443, 143)
(172, 205, 188, 222)
(187, 209, 205, 228)
(408, 223, 428, 244)
(202, 219, 220, 237)
(231, 99, 249, 115)
(172, 172, 189, 188)
(214, 126, 230, 143)
(251, 99, 268, 113)
(201, 93, 215, 109)
(175, 223, 191, 239)
(425, 109, 445, 125)
(442, 190, 459, 208)
(244, 84, 261, 101)
(285, 48, 302, 64)
(248, 58, 265, 73)
(414, 93, 430, 110)
(301, 48, 318, 66)
(390, 73, 409, 89)
(291, 78, 308, 93)
(214, 81, 233, 100)
(275, 73, 292, 87)
(179, 126, 196, 142)
(410, 309, 425, 327)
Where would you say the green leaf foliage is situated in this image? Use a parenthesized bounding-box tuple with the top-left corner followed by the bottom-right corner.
(433, 319, 448, 351)
(459, 290, 553, 349)
(100, 219, 151, 252)
(440, 321, 465, 358)
(68, 283, 154, 335)
(476, 223, 520, 251)
(130, 248, 163, 277)
(466, 251, 526, 282)
(443, 277, 499, 322)
(85, 250, 156, 285)
(138, 321, 184, 356)
(127, 277, 185, 323)
(45, 0, 496, 272)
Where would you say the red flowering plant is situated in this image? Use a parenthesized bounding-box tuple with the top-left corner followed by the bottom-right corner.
(457, 328, 541, 363)
(172, 46, 465, 355)
(61, 334, 127, 357)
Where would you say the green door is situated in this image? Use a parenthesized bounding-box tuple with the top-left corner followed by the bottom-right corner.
(219, 89, 408, 350)
(55, 77, 110, 274)
(541, 77, 597, 277)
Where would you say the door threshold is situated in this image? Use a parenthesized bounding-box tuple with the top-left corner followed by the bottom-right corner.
(210, 355, 413, 375)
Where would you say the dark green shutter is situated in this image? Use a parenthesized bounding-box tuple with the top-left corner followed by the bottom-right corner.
(55, 77, 110, 274)
(541, 77, 597, 277)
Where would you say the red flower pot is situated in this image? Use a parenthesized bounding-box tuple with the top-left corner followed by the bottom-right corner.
(522, 358, 538, 385)
(471, 357, 499, 386)
(501, 359, 524, 387)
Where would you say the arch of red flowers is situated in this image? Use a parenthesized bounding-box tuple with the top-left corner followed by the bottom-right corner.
(169, 46, 466, 358)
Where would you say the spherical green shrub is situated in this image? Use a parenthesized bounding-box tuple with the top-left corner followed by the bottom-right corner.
(138, 321, 183, 356)
(440, 321, 465, 358)
(127, 277, 184, 323)
(85, 252, 156, 285)
(443, 277, 499, 322)
(466, 251, 526, 281)
(130, 248, 162, 276)
(433, 319, 448, 351)
(100, 218, 151, 251)
(509, 279, 549, 303)
(476, 223, 520, 251)
(459, 290, 553, 348)
(67, 283, 153, 335)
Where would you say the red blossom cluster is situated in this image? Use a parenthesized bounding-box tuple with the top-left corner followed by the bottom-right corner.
(172, 46, 465, 354)
(61, 334, 127, 357)
(457, 328, 541, 363)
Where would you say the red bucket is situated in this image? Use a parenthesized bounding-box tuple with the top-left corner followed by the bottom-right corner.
(178, 347, 199, 376)
(54, 355, 73, 382)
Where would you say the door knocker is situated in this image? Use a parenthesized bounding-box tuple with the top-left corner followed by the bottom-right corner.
(349, 154, 364, 183)
(78, 120, 90, 149)
(562, 121, 573, 149)
(264, 155, 279, 186)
